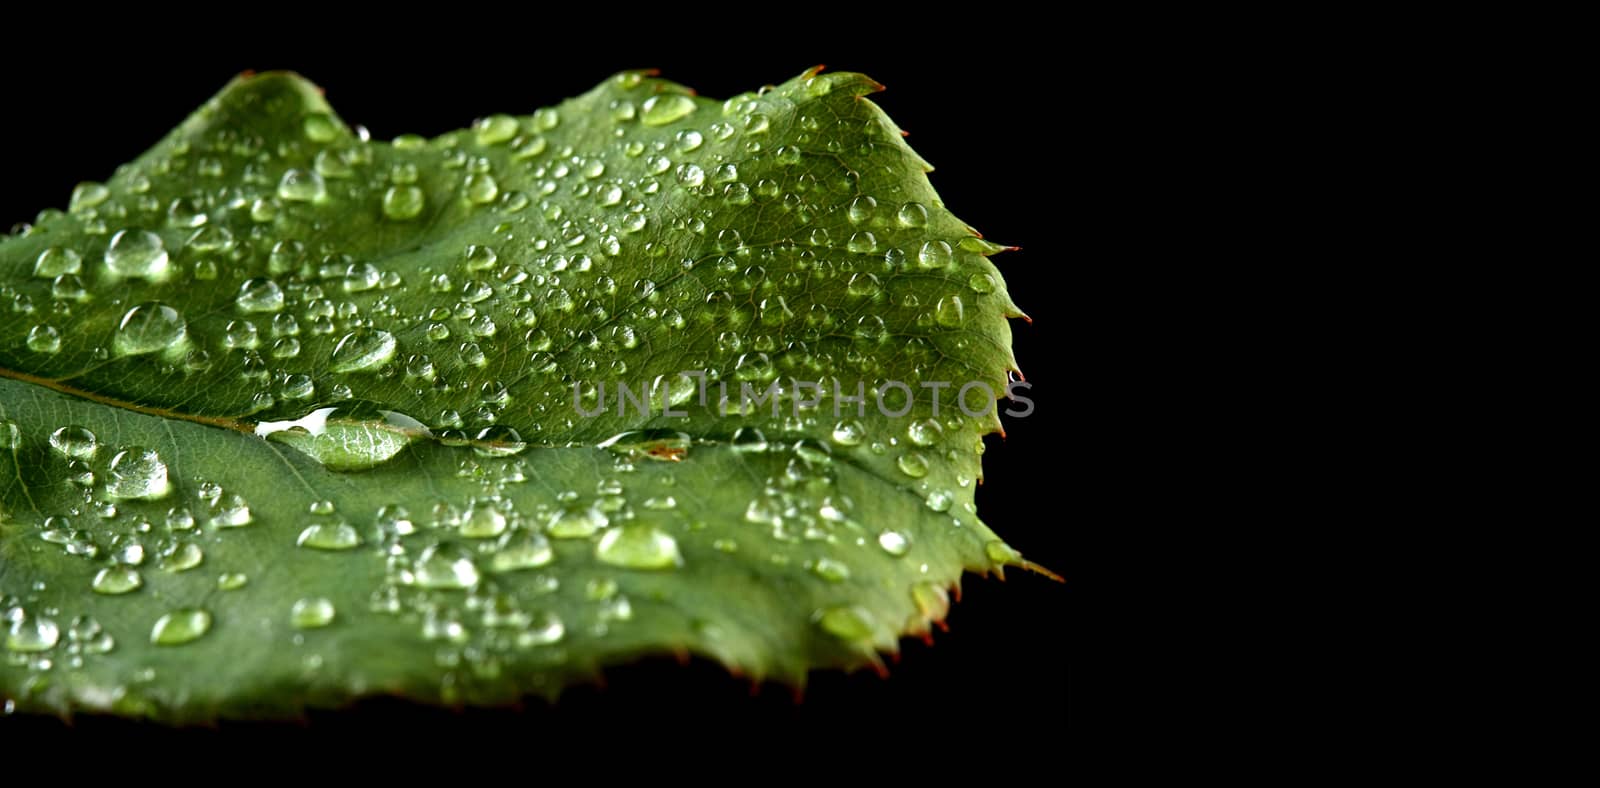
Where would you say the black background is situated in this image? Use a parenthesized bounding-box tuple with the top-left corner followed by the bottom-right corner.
(0, 37, 1070, 749)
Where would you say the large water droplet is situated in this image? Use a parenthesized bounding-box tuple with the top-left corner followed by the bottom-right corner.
(640, 94, 697, 126)
(104, 230, 171, 281)
(596, 525, 682, 570)
(113, 302, 187, 357)
(106, 446, 170, 500)
(150, 609, 211, 646)
(329, 328, 397, 372)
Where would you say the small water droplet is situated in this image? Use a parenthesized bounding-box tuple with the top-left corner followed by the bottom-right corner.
(491, 531, 555, 572)
(383, 185, 426, 221)
(897, 202, 928, 227)
(413, 542, 480, 589)
(49, 425, 97, 460)
(329, 328, 397, 372)
(817, 606, 876, 643)
(92, 567, 143, 595)
(290, 598, 336, 629)
(277, 169, 326, 202)
(897, 452, 930, 478)
(235, 278, 285, 313)
(297, 522, 362, 550)
(877, 530, 911, 556)
(150, 609, 211, 645)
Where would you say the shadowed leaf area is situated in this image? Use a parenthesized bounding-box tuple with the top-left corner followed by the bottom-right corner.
(0, 68, 1035, 722)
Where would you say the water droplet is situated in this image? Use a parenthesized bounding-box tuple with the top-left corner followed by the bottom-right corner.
(5, 616, 60, 653)
(0, 421, 20, 450)
(935, 295, 965, 327)
(812, 557, 850, 582)
(731, 427, 769, 452)
(460, 499, 509, 538)
(472, 425, 526, 457)
(473, 114, 520, 145)
(236, 278, 285, 313)
(106, 446, 170, 500)
(297, 522, 362, 550)
(912, 581, 950, 620)
(207, 495, 252, 528)
(162, 541, 204, 571)
(413, 542, 480, 589)
(303, 112, 340, 142)
(92, 567, 143, 595)
(896, 452, 930, 478)
(596, 525, 682, 570)
(465, 173, 500, 204)
(829, 419, 866, 447)
(329, 328, 397, 372)
(113, 302, 187, 357)
(515, 612, 565, 647)
(70, 182, 110, 212)
(548, 503, 608, 539)
(897, 202, 928, 227)
(847, 231, 878, 254)
(217, 572, 249, 590)
(26, 325, 60, 354)
(104, 230, 171, 281)
(817, 606, 876, 643)
(150, 609, 211, 646)
(907, 419, 942, 446)
(640, 94, 697, 126)
(290, 598, 336, 629)
(49, 425, 97, 460)
(917, 240, 952, 269)
(848, 196, 877, 224)
(383, 185, 426, 220)
(277, 169, 326, 202)
(877, 530, 910, 556)
(967, 272, 997, 294)
(491, 531, 554, 572)
(33, 247, 81, 278)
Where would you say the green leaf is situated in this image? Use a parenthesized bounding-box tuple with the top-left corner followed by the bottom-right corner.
(0, 69, 1038, 721)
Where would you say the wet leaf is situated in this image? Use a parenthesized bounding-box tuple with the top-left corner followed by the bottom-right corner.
(0, 69, 1034, 721)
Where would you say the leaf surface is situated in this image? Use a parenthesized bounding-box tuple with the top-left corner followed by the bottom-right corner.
(0, 69, 1031, 720)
